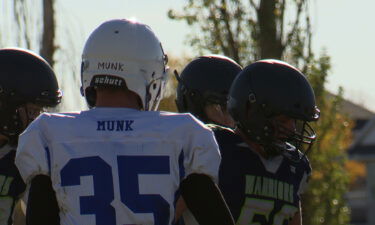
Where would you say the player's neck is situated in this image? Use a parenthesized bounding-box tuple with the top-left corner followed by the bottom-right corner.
(234, 128, 268, 158)
(95, 89, 142, 109)
(96, 99, 140, 109)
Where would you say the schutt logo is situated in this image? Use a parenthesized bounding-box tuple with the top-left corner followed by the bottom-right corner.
(94, 75, 123, 86)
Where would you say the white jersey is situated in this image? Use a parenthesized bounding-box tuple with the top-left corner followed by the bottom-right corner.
(15, 107, 221, 225)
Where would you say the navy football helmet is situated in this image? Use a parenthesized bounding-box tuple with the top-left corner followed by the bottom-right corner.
(0, 48, 62, 145)
(175, 55, 242, 123)
(228, 59, 320, 160)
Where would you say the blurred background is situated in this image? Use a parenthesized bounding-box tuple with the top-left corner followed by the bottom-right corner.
(1, 0, 374, 224)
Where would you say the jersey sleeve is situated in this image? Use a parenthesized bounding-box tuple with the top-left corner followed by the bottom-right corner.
(15, 116, 50, 185)
(182, 117, 221, 183)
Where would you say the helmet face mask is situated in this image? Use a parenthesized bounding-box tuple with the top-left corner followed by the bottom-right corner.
(266, 115, 317, 160)
(228, 59, 320, 161)
(17, 103, 46, 130)
(81, 19, 168, 110)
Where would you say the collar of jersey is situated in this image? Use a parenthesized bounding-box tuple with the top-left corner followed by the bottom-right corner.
(236, 141, 284, 173)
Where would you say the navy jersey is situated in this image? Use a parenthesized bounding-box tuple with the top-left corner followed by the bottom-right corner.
(211, 125, 311, 225)
(0, 147, 26, 225)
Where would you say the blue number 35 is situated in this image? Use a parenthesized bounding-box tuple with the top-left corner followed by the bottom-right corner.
(60, 156, 170, 225)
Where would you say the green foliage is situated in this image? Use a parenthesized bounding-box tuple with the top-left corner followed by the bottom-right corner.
(168, 0, 312, 65)
(158, 54, 191, 112)
(169, 1, 352, 224)
(302, 54, 351, 225)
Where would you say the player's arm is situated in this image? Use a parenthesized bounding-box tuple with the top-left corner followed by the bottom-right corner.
(289, 201, 302, 225)
(179, 115, 233, 224)
(26, 175, 60, 225)
(179, 173, 235, 225)
(15, 116, 59, 225)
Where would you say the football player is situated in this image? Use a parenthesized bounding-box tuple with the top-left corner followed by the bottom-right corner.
(0, 48, 61, 225)
(175, 55, 242, 128)
(220, 60, 319, 225)
(174, 55, 241, 223)
(177, 59, 319, 225)
(15, 19, 234, 225)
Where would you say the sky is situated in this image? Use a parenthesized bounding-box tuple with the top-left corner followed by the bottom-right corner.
(56, 0, 375, 111)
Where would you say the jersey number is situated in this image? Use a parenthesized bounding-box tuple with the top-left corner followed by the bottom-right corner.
(237, 198, 297, 225)
(60, 156, 170, 225)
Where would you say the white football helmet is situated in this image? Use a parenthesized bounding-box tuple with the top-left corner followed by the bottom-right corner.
(81, 19, 168, 110)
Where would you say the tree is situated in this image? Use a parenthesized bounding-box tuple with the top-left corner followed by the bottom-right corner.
(0, 0, 56, 63)
(0, 0, 85, 111)
(301, 54, 351, 225)
(159, 54, 191, 112)
(40, 0, 56, 67)
(0, 0, 42, 49)
(169, 1, 351, 224)
(168, 0, 313, 68)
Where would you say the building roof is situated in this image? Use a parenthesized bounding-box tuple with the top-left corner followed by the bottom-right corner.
(327, 92, 374, 120)
(348, 116, 375, 161)
(333, 94, 375, 160)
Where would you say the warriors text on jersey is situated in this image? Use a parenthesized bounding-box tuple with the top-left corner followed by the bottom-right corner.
(0, 146, 26, 225)
(15, 108, 221, 225)
(211, 125, 311, 225)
